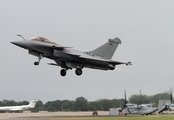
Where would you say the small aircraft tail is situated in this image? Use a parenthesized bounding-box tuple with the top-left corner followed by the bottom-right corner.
(89, 38, 121, 59)
(28, 99, 38, 108)
(158, 94, 173, 114)
(158, 100, 171, 114)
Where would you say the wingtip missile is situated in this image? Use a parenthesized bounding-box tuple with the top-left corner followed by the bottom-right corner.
(126, 62, 132, 66)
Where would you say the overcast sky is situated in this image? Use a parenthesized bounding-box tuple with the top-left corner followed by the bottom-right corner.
(0, 0, 174, 103)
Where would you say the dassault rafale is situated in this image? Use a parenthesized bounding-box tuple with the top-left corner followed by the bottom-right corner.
(11, 35, 131, 76)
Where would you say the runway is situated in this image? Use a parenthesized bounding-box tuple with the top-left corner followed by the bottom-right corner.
(0, 111, 109, 120)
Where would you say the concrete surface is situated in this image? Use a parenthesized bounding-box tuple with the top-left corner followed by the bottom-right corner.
(0, 111, 109, 120)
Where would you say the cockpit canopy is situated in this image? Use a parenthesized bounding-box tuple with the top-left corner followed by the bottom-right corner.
(30, 36, 56, 44)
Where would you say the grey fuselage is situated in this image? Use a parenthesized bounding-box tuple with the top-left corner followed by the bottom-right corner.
(124, 104, 158, 115)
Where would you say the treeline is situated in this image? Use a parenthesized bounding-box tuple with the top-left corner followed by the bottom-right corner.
(0, 92, 172, 112)
(129, 92, 172, 107)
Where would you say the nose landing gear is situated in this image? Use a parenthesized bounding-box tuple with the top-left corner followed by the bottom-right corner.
(34, 62, 39, 65)
(34, 54, 43, 66)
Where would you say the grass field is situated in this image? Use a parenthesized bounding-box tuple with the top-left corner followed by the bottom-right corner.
(48, 115, 174, 120)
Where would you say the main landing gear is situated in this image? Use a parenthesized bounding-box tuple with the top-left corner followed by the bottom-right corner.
(34, 54, 43, 66)
(60, 69, 67, 76)
(60, 68, 83, 76)
(75, 68, 82, 76)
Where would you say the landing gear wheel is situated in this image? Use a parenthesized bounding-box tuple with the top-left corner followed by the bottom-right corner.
(34, 54, 43, 66)
(75, 68, 82, 76)
(34, 62, 39, 65)
(60, 69, 66, 76)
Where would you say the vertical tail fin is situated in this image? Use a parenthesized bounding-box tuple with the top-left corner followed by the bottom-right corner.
(89, 37, 121, 59)
(28, 99, 38, 108)
(158, 100, 171, 114)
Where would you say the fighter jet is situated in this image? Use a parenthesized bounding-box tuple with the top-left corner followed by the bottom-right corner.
(0, 99, 38, 112)
(11, 35, 131, 76)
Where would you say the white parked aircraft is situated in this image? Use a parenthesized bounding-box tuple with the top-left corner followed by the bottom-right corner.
(0, 99, 38, 111)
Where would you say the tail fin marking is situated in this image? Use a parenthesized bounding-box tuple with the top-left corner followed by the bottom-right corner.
(89, 38, 121, 59)
(28, 99, 38, 108)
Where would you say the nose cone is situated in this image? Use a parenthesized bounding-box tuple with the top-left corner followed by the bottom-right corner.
(11, 41, 28, 49)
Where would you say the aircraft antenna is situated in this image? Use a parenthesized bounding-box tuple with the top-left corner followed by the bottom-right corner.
(170, 94, 173, 103)
(169, 88, 173, 103)
(17, 34, 26, 41)
(139, 90, 142, 105)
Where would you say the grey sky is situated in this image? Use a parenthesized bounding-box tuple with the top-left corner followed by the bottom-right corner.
(0, 0, 174, 103)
